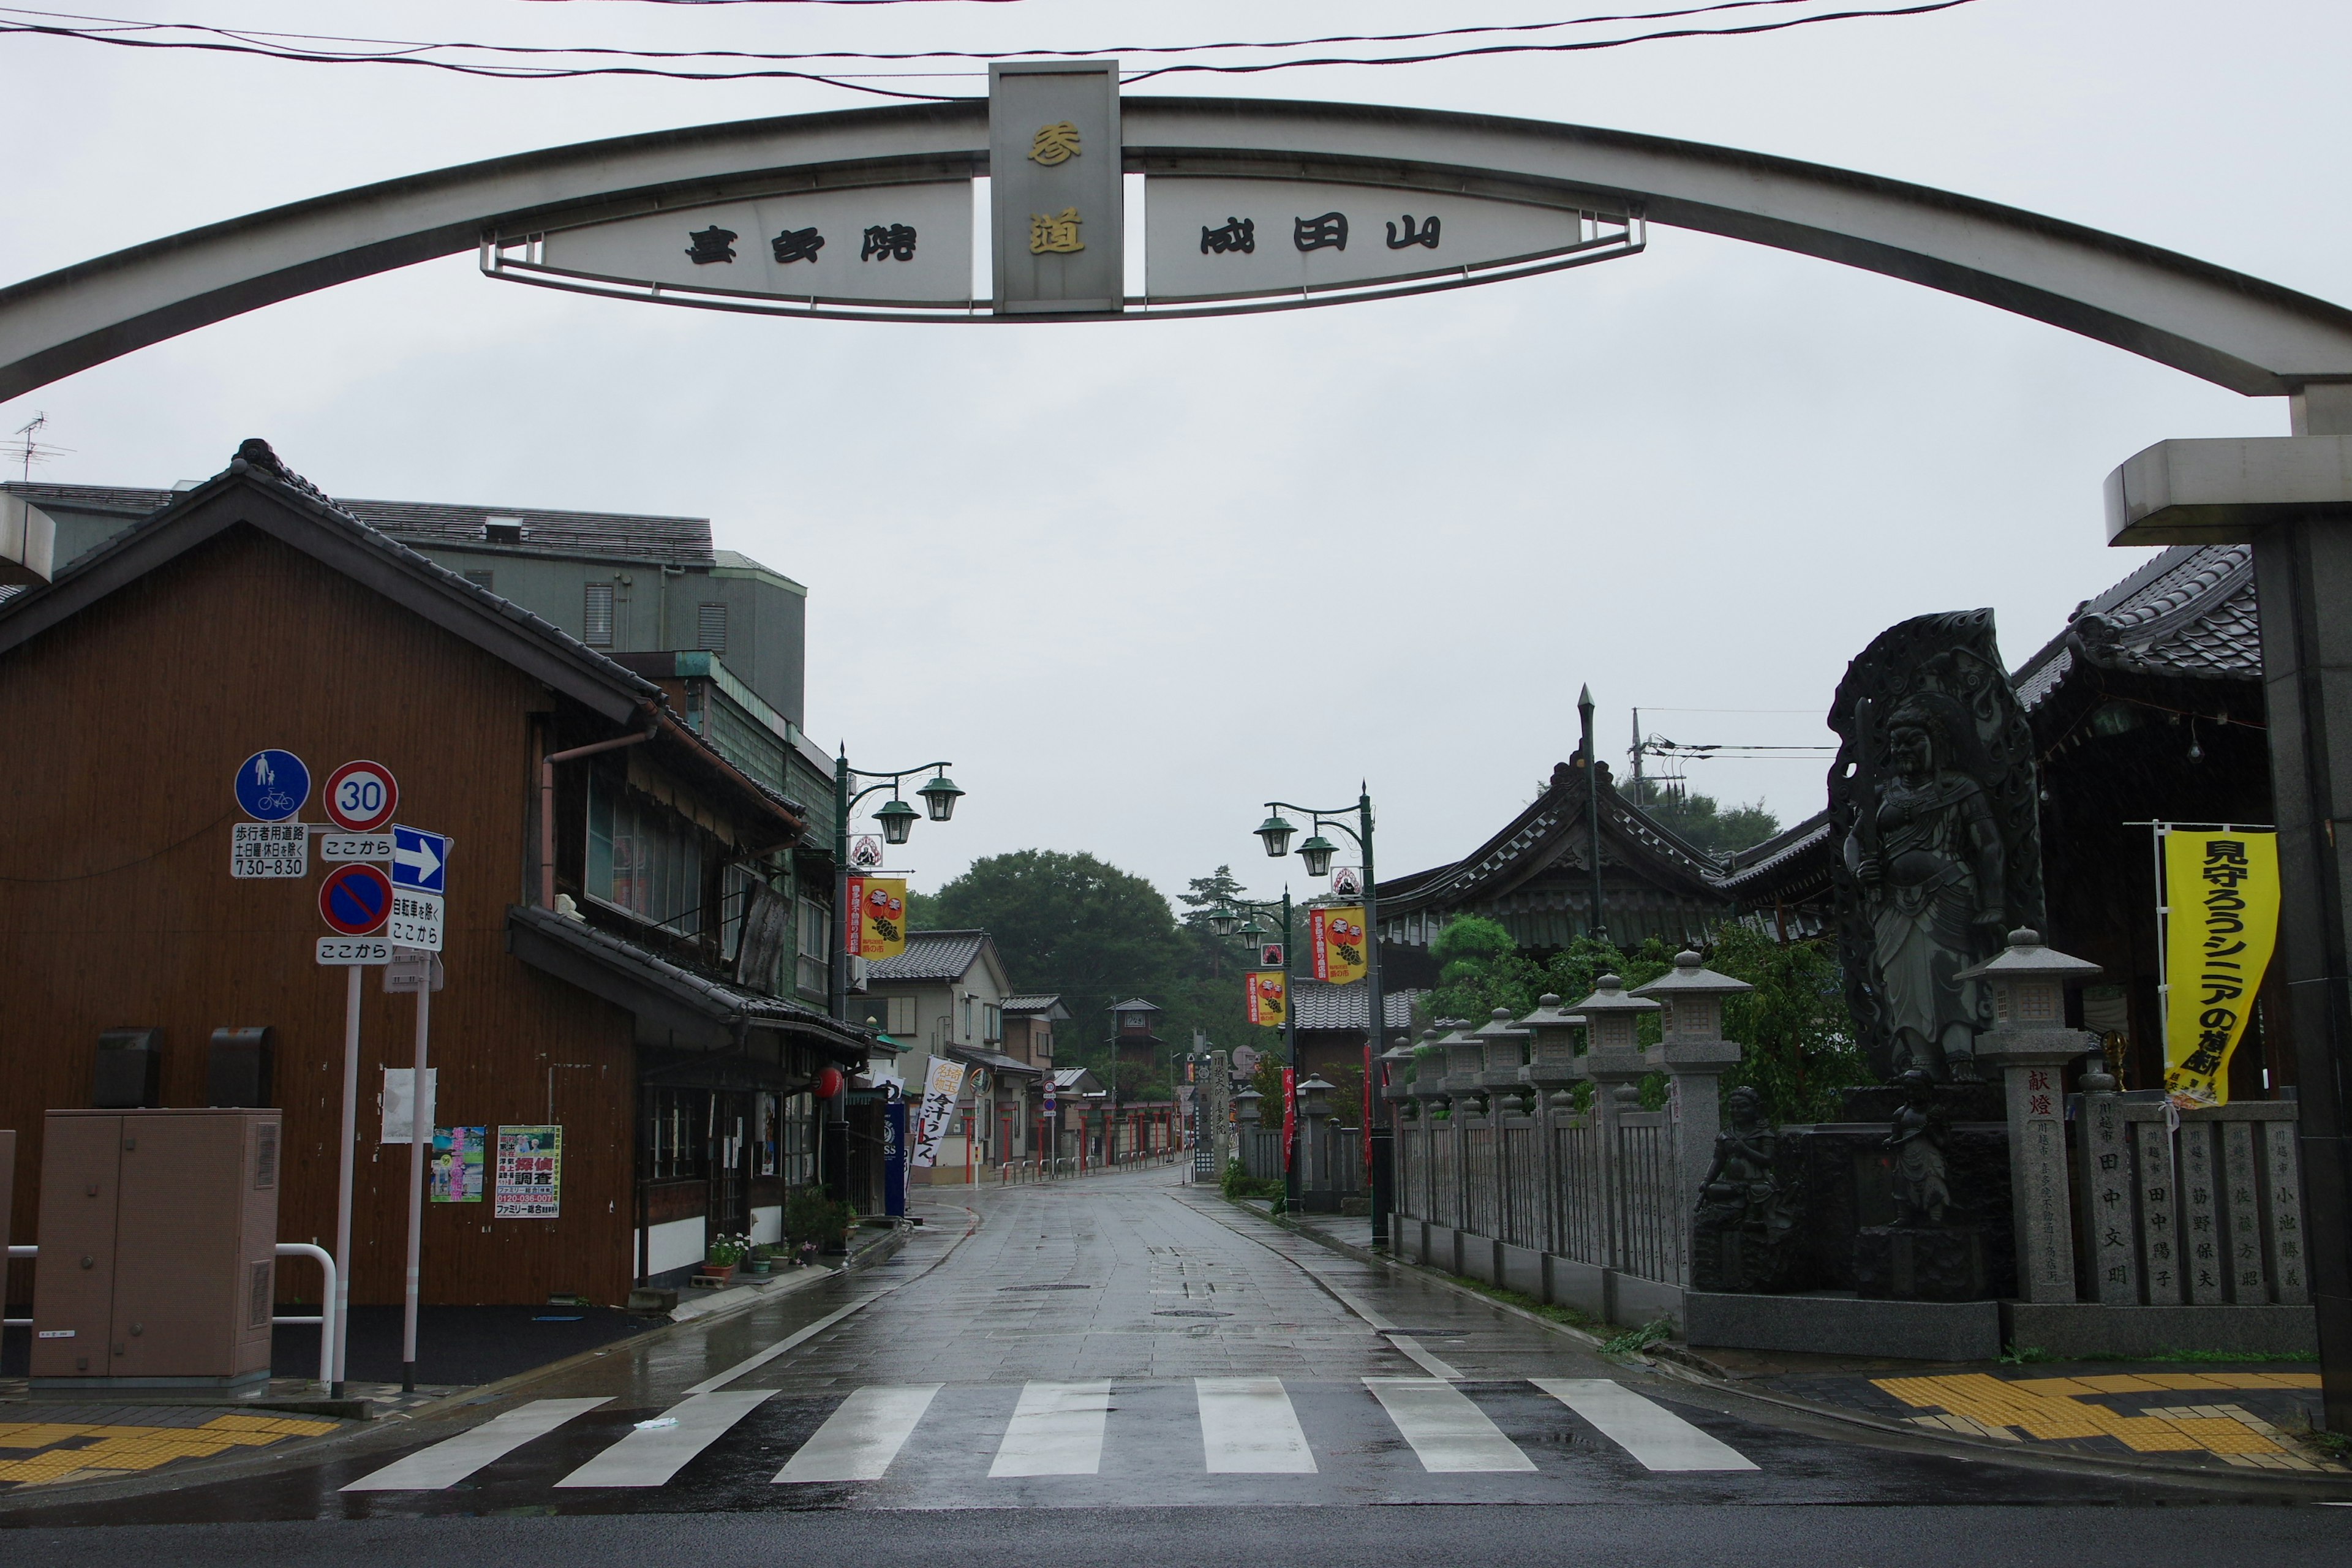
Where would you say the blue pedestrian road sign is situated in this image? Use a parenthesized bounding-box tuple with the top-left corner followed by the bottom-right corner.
(233, 749, 309, 822)
(391, 825, 449, 894)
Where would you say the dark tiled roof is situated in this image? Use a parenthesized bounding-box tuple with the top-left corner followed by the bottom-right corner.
(1002, 994, 1066, 1016)
(1709, 812, 1834, 897)
(948, 1045, 1044, 1079)
(6, 480, 714, 566)
(869, 930, 990, 983)
(1290, 982, 1422, 1031)
(2013, 543, 2257, 709)
(1110, 998, 1159, 1012)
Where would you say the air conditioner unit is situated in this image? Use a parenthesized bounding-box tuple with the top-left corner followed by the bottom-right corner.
(846, 954, 870, 992)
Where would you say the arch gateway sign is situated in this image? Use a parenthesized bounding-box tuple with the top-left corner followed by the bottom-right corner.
(2, 61, 2351, 1420)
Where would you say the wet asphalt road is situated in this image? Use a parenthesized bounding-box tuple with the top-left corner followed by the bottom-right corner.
(0, 1167, 2346, 1564)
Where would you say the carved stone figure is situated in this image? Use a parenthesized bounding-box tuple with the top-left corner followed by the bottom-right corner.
(1691, 1087, 1793, 1292)
(1885, 1068, 1951, 1225)
(1828, 611, 2044, 1082)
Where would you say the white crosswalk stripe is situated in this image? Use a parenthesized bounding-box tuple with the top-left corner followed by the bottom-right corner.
(1196, 1376, 1317, 1474)
(1531, 1378, 1759, 1472)
(1364, 1377, 1538, 1473)
(554, 1390, 777, 1488)
(988, 1381, 1113, 1477)
(777, 1385, 942, 1483)
(342, 1397, 612, 1491)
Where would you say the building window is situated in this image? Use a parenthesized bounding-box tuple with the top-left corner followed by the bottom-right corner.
(642, 1088, 706, 1180)
(877, 995, 917, 1036)
(984, 1004, 1002, 1044)
(797, 896, 831, 998)
(721, 864, 765, 962)
(463, 569, 496, 593)
(780, 1091, 815, 1185)
(584, 581, 615, 647)
(483, 516, 524, 545)
(586, 774, 705, 937)
(698, 601, 728, 654)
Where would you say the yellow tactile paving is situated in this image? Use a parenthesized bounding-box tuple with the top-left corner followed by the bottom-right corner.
(1871, 1371, 2334, 1464)
(0, 1413, 340, 1485)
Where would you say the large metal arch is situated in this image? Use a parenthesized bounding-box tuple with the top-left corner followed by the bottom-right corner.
(6, 94, 2351, 402)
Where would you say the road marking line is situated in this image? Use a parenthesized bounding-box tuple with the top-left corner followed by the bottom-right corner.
(777, 1385, 941, 1483)
(1364, 1378, 1536, 1473)
(1385, 1333, 1464, 1381)
(682, 1294, 884, 1396)
(551, 1389, 776, 1488)
(989, 1381, 1112, 1477)
(340, 1398, 611, 1491)
(1532, 1378, 1760, 1472)
(1197, 1376, 1316, 1474)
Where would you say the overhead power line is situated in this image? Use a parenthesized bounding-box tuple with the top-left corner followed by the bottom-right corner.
(0, 0, 1987, 100)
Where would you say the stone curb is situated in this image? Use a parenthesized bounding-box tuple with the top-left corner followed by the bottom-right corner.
(1214, 1195, 2352, 1497)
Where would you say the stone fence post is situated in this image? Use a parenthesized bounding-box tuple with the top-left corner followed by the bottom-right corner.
(1476, 1006, 1532, 1243)
(1520, 993, 1586, 1259)
(1634, 951, 1753, 1269)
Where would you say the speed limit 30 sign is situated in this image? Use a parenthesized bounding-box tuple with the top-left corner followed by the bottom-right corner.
(323, 759, 399, 833)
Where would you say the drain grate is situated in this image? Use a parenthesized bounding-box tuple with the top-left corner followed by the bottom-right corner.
(1153, 1308, 1232, 1318)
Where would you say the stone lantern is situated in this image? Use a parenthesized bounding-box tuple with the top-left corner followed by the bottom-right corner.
(1633, 951, 1754, 1224)
(1297, 1074, 1336, 1121)
(1569, 973, 1660, 1104)
(1406, 1027, 1449, 1117)
(1435, 1019, 1486, 1111)
(1377, 1034, 1417, 1105)
(1956, 928, 2103, 1305)
(1474, 1006, 1533, 1114)
(1232, 1086, 1264, 1126)
(1517, 992, 1587, 1111)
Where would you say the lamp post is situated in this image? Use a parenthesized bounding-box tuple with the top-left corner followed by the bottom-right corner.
(1252, 785, 1386, 1240)
(1210, 887, 1296, 1203)
(831, 750, 963, 1024)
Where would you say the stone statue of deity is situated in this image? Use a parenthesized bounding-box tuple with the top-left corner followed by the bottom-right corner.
(1885, 1068, 1951, 1225)
(1828, 612, 2045, 1083)
(1691, 1086, 1795, 1291)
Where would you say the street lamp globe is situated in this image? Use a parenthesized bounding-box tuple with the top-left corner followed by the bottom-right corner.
(917, 771, 963, 823)
(1297, 834, 1337, 878)
(1237, 918, 1267, 945)
(1255, 813, 1296, 859)
(873, 796, 919, 845)
(1209, 907, 1241, 938)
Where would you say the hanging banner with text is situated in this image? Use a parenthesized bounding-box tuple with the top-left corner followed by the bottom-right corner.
(846, 875, 909, 960)
(910, 1058, 967, 1169)
(1310, 906, 1369, 984)
(1246, 970, 1288, 1028)
(2161, 828, 2280, 1106)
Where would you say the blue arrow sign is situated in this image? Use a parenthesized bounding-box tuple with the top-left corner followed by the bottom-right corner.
(390, 824, 448, 894)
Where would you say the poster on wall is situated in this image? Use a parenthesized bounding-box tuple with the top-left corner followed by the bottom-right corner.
(430, 1125, 486, 1203)
(756, 1092, 780, 1177)
(495, 1125, 564, 1218)
(379, 1066, 438, 1144)
(910, 1059, 966, 1169)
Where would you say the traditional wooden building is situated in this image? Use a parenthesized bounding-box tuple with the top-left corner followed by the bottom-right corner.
(1377, 759, 1732, 971)
(0, 440, 874, 1309)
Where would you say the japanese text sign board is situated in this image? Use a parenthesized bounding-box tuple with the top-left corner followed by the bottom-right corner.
(846, 875, 908, 960)
(321, 833, 391, 862)
(2160, 829, 2279, 1106)
(317, 936, 393, 967)
(495, 1125, 563, 1218)
(232, 821, 307, 879)
(539, 182, 974, 309)
(989, 60, 1122, 314)
(910, 1059, 967, 1170)
(390, 825, 448, 894)
(233, 748, 309, 822)
(387, 891, 445, 954)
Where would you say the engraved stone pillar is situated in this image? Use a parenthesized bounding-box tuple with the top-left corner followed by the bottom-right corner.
(1634, 951, 1753, 1254)
(2076, 1075, 2140, 1305)
(1959, 929, 2103, 1305)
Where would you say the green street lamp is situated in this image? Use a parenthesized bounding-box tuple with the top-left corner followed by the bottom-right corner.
(917, 772, 963, 822)
(1237, 916, 1267, 945)
(1250, 785, 1386, 1239)
(1209, 886, 1299, 1202)
(1208, 907, 1241, 938)
(832, 749, 963, 1023)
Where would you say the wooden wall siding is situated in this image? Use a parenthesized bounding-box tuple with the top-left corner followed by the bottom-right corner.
(0, 526, 640, 1306)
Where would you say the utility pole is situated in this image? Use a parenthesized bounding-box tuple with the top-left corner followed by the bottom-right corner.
(1580, 685, 1607, 946)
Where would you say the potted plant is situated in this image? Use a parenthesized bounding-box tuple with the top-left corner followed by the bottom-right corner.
(744, 1244, 774, 1278)
(701, 1232, 751, 1284)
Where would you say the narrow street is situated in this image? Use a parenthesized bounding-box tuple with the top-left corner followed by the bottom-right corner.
(1, 1169, 2343, 1564)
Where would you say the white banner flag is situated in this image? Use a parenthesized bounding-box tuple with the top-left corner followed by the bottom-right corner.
(909, 1059, 966, 1170)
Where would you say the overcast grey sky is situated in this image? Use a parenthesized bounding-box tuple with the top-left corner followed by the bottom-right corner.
(2, 1, 2335, 905)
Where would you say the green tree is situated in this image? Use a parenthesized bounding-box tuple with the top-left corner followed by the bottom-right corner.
(1706, 924, 1870, 1124)
(1636, 789, 1782, 857)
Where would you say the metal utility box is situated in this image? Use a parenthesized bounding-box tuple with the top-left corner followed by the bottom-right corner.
(92, 1028, 162, 1109)
(30, 1109, 282, 1389)
(205, 1027, 273, 1108)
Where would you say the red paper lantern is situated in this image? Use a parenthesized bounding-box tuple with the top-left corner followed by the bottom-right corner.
(815, 1066, 845, 1099)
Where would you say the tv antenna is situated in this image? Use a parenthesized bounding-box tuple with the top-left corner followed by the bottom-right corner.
(8, 413, 70, 482)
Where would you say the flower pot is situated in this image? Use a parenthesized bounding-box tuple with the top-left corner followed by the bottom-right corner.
(699, 1262, 737, 1284)
(745, 1259, 772, 1276)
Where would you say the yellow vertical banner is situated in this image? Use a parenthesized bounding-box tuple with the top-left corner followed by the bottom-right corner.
(2162, 830, 2280, 1105)
(1246, 970, 1288, 1028)
(1311, 905, 1369, 984)
(848, 875, 909, 959)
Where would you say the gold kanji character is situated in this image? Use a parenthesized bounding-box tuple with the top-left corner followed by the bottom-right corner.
(1028, 121, 1081, 166)
(1030, 207, 1085, 254)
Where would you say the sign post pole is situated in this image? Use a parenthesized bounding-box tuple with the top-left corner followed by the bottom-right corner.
(332, 962, 362, 1397)
(401, 976, 431, 1393)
